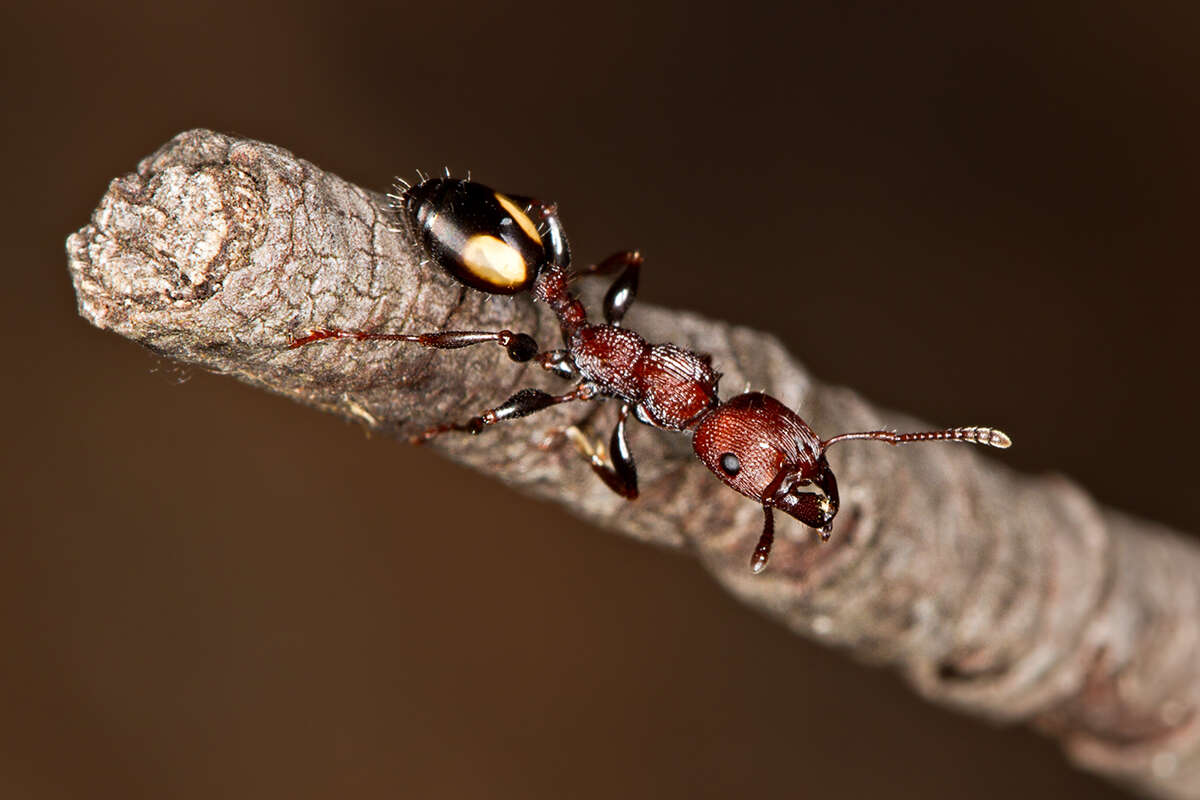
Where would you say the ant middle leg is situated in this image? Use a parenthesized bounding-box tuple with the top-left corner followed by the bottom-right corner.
(411, 383, 597, 444)
(533, 349, 576, 380)
(289, 327, 540, 363)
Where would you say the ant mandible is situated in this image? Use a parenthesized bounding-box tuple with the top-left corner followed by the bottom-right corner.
(291, 177, 1011, 573)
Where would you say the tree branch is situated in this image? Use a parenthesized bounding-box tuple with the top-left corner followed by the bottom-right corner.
(67, 130, 1200, 799)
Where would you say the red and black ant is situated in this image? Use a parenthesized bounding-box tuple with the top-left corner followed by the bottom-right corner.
(291, 177, 1011, 573)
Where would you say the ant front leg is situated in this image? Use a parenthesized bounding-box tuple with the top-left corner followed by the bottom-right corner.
(563, 403, 639, 499)
(289, 328, 540, 363)
(751, 505, 775, 574)
(412, 383, 597, 444)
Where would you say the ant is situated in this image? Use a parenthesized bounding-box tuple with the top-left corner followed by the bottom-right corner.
(291, 177, 1011, 573)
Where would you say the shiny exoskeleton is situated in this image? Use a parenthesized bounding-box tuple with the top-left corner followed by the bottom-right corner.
(292, 177, 1012, 573)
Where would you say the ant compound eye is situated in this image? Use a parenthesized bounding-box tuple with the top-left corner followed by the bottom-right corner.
(719, 452, 741, 476)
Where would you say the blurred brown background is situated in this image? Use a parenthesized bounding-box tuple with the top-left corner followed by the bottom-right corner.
(4, 0, 1196, 797)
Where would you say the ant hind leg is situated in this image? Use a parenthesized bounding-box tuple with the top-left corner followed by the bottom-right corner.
(289, 327, 540, 363)
(568, 251, 644, 326)
(506, 194, 571, 268)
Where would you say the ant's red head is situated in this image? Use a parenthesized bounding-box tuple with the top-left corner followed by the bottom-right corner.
(692, 392, 839, 534)
(693, 391, 1011, 573)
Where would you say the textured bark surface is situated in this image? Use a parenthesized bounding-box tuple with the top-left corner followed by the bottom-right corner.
(68, 130, 1200, 799)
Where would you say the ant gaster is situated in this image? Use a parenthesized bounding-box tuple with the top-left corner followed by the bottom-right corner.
(291, 177, 1011, 573)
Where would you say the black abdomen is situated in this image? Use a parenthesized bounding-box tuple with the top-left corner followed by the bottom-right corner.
(400, 178, 544, 295)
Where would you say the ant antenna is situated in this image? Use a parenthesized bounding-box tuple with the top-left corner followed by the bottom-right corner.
(821, 426, 1012, 453)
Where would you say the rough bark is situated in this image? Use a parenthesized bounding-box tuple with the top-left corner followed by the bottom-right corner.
(67, 130, 1200, 799)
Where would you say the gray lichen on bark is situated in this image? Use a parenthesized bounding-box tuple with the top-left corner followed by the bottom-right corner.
(68, 130, 1200, 799)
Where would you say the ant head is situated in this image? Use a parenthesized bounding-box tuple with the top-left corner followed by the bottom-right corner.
(692, 392, 840, 534)
(694, 392, 1010, 572)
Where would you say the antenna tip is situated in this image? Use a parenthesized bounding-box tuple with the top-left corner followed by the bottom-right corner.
(984, 428, 1013, 449)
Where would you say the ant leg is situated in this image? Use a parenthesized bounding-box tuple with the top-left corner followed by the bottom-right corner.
(289, 327, 539, 363)
(563, 404, 639, 499)
(567, 251, 643, 325)
(534, 349, 576, 380)
(601, 257, 640, 326)
(507, 194, 570, 268)
(750, 505, 775, 574)
(536, 400, 600, 452)
(412, 383, 596, 444)
(572, 250, 643, 280)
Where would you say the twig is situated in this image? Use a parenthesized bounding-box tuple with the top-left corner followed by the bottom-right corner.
(67, 130, 1200, 799)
